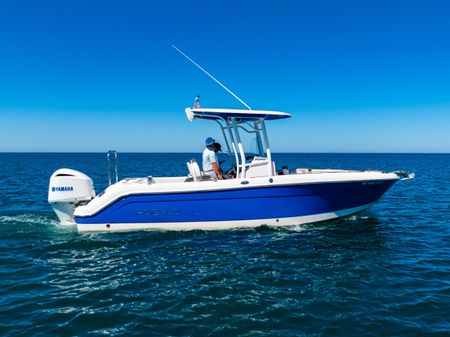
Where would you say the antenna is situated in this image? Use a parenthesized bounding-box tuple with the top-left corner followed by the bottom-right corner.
(172, 45, 252, 110)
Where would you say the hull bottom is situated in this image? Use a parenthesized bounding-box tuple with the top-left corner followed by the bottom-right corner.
(76, 203, 373, 233)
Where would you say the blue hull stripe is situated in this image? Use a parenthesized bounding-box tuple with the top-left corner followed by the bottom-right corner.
(75, 180, 397, 224)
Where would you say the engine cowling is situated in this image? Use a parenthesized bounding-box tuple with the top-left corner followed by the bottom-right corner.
(48, 168, 96, 225)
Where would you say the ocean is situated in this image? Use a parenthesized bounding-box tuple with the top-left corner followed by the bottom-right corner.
(0, 153, 449, 336)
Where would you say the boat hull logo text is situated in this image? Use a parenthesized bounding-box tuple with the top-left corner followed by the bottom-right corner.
(136, 209, 180, 216)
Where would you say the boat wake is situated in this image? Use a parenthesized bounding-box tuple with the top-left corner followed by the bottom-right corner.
(0, 213, 57, 225)
(344, 214, 370, 221)
(0, 212, 73, 234)
(285, 224, 308, 232)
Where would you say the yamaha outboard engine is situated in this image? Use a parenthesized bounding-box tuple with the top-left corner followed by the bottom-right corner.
(48, 169, 96, 225)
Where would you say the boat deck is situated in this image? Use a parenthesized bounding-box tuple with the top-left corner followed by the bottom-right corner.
(118, 169, 370, 186)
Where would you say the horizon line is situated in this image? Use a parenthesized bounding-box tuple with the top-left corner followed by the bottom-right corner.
(0, 151, 449, 155)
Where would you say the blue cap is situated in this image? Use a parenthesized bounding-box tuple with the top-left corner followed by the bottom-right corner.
(205, 137, 215, 147)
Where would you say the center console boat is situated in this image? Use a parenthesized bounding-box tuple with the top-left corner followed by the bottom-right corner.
(48, 107, 413, 232)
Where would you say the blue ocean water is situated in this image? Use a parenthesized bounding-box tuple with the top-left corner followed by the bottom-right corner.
(0, 153, 449, 336)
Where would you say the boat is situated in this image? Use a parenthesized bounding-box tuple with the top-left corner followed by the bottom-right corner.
(48, 107, 414, 232)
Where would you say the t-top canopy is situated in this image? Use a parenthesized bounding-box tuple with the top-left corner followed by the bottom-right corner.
(185, 108, 291, 122)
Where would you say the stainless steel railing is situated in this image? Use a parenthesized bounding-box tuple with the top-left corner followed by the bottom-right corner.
(107, 150, 119, 186)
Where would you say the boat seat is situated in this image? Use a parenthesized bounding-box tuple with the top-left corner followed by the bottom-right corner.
(185, 159, 212, 182)
(184, 175, 212, 182)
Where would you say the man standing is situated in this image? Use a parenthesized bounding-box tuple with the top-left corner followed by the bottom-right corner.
(194, 95, 201, 109)
(202, 137, 223, 180)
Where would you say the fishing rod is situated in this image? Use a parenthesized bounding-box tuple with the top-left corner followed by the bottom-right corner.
(172, 45, 252, 110)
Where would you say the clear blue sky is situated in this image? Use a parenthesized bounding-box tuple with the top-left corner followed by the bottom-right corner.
(0, 0, 449, 152)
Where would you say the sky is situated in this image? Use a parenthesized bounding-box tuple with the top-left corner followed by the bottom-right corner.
(0, 0, 449, 152)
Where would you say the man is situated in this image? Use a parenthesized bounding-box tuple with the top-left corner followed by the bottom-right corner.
(202, 137, 223, 180)
(194, 95, 201, 109)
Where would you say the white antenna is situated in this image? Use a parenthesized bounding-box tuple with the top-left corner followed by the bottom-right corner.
(172, 45, 252, 110)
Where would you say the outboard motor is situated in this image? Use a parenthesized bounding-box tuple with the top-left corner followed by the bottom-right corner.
(48, 169, 96, 225)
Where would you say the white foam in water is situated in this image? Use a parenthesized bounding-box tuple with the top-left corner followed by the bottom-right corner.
(345, 214, 370, 221)
(0, 213, 58, 226)
(0, 213, 63, 234)
(287, 224, 307, 232)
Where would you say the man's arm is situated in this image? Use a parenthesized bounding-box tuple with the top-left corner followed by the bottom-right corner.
(212, 162, 223, 180)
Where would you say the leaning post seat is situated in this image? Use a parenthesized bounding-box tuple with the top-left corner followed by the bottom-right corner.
(186, 159, 212, 182)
